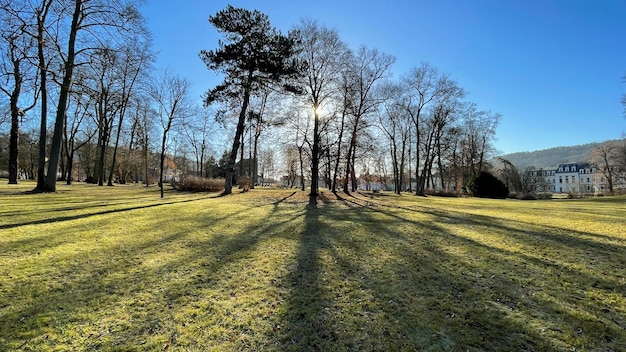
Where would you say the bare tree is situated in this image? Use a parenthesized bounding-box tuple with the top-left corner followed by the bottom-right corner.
(401, 63, 442, 195)
(457, 103, 501, 189)
(416, 76, 464, 194)
(0, 0, 39, 184)
(182, 108, 217, 177)
(107, 41, 152, 186)
(42, 0, 147, 192)
(149, 69, 193, 198)
(342, 46, 395, 193)
(590, 141, 619, 195)
(377, 82, 411, 194)
(32, 0, 55, 190)
(63, 82, 96, 184)
(246, 89, 286, 188)
(133, 98, 154, 186)
(616, 136, 626, 187)
(295, 19, 349, 205)
(496, 157, 523, 193)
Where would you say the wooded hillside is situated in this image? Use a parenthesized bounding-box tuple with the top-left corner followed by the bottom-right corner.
(496, 140, 620, 169)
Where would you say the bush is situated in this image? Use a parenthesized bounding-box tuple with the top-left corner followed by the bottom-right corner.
(238, 176, 251, 192)
(466, 171, 509, 199)
(424, 189, 459, 197)
(174, 176, 224, 193)
(517, 193, 537, 200)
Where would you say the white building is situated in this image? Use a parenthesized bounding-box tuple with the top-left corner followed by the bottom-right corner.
(527, 162, 619, 194)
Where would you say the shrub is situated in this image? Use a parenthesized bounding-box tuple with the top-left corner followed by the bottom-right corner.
(174, 176, 224, 193)
(536, 193, 552, 200)
(238, 176, 251, 192)
(424, 189, 459, 197)
(466, 171, 509, 199)
(517, 193, 537, 200)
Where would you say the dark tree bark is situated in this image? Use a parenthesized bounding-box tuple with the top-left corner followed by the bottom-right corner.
(44, 0, 82, 192)
(0, 14, 38, 184)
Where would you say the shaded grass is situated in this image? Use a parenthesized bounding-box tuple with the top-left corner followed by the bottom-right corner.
(0, 181, 625, 351)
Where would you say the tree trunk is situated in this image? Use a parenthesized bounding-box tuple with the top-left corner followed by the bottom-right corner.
(252, 127, 260, 189)
(44, 0, 82, 192)
(97, 130, 108, 186)
(350, 151, 357, 192)
(107, 112, 125, 186)
(63, 115, 72, 184)
(34, 3, 51, 192)
(224, 77, 252, 195)
(8, 97, 19, 184)
(159, 132, 166, 198)
(298, 145, 305, 191)
(331, 109, 347, 192)
(66, 152, 74, 185)
(414, 127, 422, 195)
(309, 104, 320, 206)
(390, 140, 399, 194)
(144, 138, 149, 187)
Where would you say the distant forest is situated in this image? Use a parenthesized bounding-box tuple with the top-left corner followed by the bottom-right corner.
(496, 139, 621, 169)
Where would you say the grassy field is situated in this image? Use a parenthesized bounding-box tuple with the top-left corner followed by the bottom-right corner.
(0, 181, 624, 351)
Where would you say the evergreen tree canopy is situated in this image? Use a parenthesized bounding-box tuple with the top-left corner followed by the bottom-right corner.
(200, 5, 302, 105)
(467, 171, 509, 199)
(199, 5, 302, 195)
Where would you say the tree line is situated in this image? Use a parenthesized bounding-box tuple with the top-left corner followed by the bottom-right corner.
(1, 3, 504, 203)
(202, 6, 502, 205)
(0, 0, 213, 198)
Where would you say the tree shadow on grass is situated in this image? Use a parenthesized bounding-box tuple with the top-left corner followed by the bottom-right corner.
(0, 195, 304, 351)
(276, 193, 625, 351)
(344, 194, 625, 350)
(0, 197, 208, 231)
(276, 205, 335, 350)
(2, 191, 623, 351)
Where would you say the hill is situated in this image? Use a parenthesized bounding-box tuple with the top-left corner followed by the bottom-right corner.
(496, 140, 619, 169)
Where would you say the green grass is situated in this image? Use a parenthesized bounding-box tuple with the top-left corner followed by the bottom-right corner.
(0, 181, 624, 351)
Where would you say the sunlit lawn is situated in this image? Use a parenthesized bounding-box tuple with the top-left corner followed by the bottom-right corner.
(0, 181, 624, 351)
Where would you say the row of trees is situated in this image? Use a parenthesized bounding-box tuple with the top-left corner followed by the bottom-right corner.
(0, 0, 221, 197)
(1, 4, 506, 204)
(202, 6, 502, 205)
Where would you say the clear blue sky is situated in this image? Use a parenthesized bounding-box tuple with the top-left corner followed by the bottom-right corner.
(143, 0, 626, 155)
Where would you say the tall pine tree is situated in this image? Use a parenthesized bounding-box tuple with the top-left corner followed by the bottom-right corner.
(200, 5, 302, 195)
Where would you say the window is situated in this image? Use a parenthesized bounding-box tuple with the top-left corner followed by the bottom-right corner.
(587, 177, 590, 183)
(565, 176, 569, 183)
(559, 177, 563, 183)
